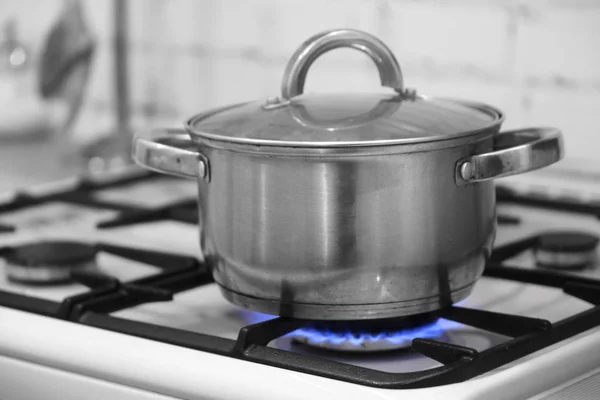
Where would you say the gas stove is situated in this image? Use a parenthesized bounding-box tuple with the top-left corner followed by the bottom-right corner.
(1, 166, 600, 400)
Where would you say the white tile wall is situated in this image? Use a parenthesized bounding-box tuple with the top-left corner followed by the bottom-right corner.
(384, 2, 511, 74)
(515, 6, 600, 82)
(1, 0, 599, 167)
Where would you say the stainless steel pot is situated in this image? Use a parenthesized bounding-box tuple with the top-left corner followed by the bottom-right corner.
(133, 29, 564, 320)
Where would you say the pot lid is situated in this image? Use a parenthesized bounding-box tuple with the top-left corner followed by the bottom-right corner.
(187, 29, 502, 148)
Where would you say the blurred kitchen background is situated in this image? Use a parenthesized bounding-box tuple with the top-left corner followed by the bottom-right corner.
(0, 0, 599, 192)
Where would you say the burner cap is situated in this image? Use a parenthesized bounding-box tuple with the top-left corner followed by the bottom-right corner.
(291, 314, 445, 353)
(535, 231, 599, 269)
(2, 241, 98, 284)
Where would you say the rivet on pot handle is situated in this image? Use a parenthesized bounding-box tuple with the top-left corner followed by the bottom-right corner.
(455, 127, 564, 186)
(280, 29, 414, 101)
(132, 128, 208, 181)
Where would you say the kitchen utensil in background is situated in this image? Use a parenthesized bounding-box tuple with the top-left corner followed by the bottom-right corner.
(0, 0, 98, 192)
(38, 0, 95, 100)
(133, 29, 564, 320)
(76, 0, 131, 174)
(0, 18, 52, 140)
(0, 0, 95, 143)
(38, 0, 95, 148)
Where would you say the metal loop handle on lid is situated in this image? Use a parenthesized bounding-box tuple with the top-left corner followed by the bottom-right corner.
(280, 29, 407, 101)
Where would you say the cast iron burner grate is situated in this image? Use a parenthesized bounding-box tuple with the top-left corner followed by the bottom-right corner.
(97, 198, 198, 228)
(496, 185, 600, 218)
(0, 167, 199, 232)
(1, 173, 600, 388)
(53, 255, 600, 389)
(0, 242, 208, 320)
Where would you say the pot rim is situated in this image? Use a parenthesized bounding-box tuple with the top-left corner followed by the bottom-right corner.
(185, 96, 505, 151)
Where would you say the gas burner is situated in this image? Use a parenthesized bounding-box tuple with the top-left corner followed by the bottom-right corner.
(291, 314, 451, 353)
(1, 241, 98, 284)
(535, 231, 599, 270)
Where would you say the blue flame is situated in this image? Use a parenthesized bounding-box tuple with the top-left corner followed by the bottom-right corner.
(241, 311, 278, 324)
(290, 318, 461, 346)
(240, 311, 463, 347)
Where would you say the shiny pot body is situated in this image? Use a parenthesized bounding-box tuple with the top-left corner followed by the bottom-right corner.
(133, 29, 563, 320)
(195, 134, 496, 319)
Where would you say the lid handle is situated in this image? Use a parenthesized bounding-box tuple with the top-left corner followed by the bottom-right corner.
(281, 29, 408, 101)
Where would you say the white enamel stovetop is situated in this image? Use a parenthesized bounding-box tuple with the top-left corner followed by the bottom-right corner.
(1, 165, 600, 400)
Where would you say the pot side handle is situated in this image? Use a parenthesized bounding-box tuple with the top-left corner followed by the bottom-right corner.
(132, 128, 208, 180)
(455, 127, 564, 186)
